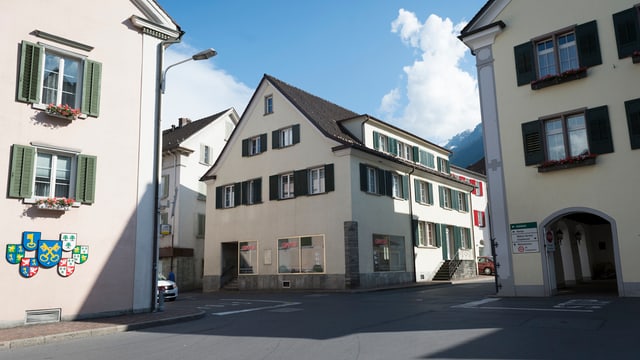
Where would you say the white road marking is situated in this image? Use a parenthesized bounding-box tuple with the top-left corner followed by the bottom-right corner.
(453, 298, 600, 313)
(212, 299, 301, 316)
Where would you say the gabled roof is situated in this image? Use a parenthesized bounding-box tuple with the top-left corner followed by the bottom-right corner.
(264, 74, 359, 145)
(162, 108, 234, 152)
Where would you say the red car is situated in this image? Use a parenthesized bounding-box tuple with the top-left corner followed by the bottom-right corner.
(477, 256, 495, 275)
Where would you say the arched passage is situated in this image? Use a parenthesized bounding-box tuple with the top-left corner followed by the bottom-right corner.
(541, 208, 621, 296)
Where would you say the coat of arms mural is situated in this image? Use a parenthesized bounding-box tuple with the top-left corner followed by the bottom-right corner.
(5, 231, 89, 278)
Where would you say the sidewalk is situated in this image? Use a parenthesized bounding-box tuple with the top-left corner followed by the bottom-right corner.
(0, 276, 495, 350)
(0, 301, 206, 350)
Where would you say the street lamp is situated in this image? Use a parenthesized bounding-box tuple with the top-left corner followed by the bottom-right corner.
(160, 48, 217, 94)
(153, 48, 217, 311)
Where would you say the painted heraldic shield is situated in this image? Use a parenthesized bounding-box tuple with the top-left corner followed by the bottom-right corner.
(22, 231, 41, 251)
(38, 240, 62, 268)
(20, 258, 39, 278)
(58, 258, 76, 277)
(72, 245, 89, 264)
(60, 233, 77, 252)
(6, 244, 25, 264)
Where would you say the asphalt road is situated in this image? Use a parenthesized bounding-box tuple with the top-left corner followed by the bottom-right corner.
(2, 280, 638, 360)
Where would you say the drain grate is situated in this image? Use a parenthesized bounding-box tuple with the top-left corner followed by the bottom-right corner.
(25, 308, 61, 325)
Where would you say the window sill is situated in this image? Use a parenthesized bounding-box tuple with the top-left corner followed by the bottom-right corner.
(530, 67, 587, 90)
(537, 156, 596, 173)
(36, 203, 71, 211)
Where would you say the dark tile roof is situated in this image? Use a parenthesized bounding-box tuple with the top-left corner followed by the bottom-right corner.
(162, 108, 231, 151)
(264, 74, 360, 144)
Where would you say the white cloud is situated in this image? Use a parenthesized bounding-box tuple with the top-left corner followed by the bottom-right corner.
(379, 87, 401, 115)
(161, 44, 252, 130)
(387, 9, 480, 145)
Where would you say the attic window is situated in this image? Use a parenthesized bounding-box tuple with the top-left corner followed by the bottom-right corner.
(265, 95, 273, 115)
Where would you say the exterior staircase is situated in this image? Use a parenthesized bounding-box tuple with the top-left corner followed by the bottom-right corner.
(222, 277, 239, 290)
(432, 260, 453, 281)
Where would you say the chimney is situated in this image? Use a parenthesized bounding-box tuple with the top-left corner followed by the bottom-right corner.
(178, 118, 191, 127)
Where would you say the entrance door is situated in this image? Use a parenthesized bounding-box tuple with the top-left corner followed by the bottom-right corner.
(220, 242, 238, 288)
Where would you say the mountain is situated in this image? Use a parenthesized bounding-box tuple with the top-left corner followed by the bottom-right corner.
(445, 123, 484, 169)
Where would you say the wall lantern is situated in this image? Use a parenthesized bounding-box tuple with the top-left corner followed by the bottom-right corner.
(575, 231, 582, 243)
(555, 229, 563, 245)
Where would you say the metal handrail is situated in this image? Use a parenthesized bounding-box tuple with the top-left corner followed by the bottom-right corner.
(448, 250, 462, 279)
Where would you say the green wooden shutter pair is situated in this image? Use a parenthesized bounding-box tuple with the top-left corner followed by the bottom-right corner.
(17, 41, 101, 116)
(9, 144, 96, 203)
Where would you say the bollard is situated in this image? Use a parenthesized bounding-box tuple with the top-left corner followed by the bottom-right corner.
(157, 289, 165, 312)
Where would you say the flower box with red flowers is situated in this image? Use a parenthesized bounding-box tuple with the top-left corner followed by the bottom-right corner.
(530, 67, 588, 90)
(537, 154, 597, 173)
(36, 197, 75, 211)
(45, 104, 81, 120)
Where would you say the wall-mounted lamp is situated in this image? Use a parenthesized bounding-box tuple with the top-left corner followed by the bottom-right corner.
(575, 231, 582, 243)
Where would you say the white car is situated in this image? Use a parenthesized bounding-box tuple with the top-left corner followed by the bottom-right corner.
(157, 274, 178, 301)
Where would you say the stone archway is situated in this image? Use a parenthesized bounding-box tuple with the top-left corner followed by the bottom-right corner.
(541, 208, 620, 296)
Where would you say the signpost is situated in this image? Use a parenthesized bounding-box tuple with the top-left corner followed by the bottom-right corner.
(510, 222, 540, 253)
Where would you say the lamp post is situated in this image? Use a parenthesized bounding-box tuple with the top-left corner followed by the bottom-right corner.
(153, 48, 217, 311)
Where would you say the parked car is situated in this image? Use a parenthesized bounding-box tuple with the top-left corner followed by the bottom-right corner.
(158, 274, 178, 301)
(477, 256, 495, 275)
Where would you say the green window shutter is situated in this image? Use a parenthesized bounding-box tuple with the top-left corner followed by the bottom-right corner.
(437, 157, 443, 172)
(382, 170, 391, 196)
(440, 225, 448, 258)
(624, 98, 640, 149)
(9, 144, 35, 198)
(427, 153, 435, 168)
(521, 120, 544, 166)
(359, 163, 368, 192)
(292, 124, 300, 144)
(402, 175, 409, 200)
(414, 179, 421, 202)
(272, 130, 280, 149)
(427, 182, 434, 205)
(240, 181, 248, 205)
(412, 146, 419, 162)
(233, 183, 241, 207)
(254, 178, 262, 203)
(438, 186, 445, 208)
(514, 41, 536, 86)
(465, 228, 472, 248)
(17, 41, 43, 103)
(81, 60, 101, 117)
(294, 169, 307, 197)
(215, 186, 223, 208)
(260, 134, 268, 152)
(324, 163, 335, 192)
(419, 149, 428, 166)
(435, 223, 442, 248)
(576, 20, 602, 68)
(388, 138, 398, 155)
(613, 8, 640, 59)
(444, 159, 450, 174)
(75, 155, 97, 203)
(412, 219, 419, 247)
(241, 138, 249, 157)
(269, 175, 278, 200)
(373, 131, 380, 150)
(586, 106, 613, 155)
(453, 226, 462, 251)
(451, 190, 459, 211)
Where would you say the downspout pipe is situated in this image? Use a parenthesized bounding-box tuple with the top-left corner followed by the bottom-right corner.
(407, 165, 416, 283)
(152, 33, 182, 312)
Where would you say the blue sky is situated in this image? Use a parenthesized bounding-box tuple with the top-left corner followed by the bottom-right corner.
(157, 0, 486, 145)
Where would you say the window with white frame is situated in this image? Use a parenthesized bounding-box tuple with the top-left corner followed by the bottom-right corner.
(367, 167, 377, 194)
(200, 144, 212, 165)
(415, 180, 432, 205)
(280, 173, 294, 199)
(278, 235, 325, 273)
(224, 185, 235, 208)
(417, 221, 436, 247)
(280, 127, 293, 147)
(397, 141, 412, 161)
(460, 227, 471, 249)
(457, 191, 469, 212)
(265, 95, 273, 114)
(17, 41, 102, 117)
(9, 144, 97, 203)
(379, 134, 388, 152)
(249, 136, 261, 155)
(309, 167, 325, 194)
(442, 187, 452, 209)
(391, 173, 402, 198)
(545, 114, 588, 161)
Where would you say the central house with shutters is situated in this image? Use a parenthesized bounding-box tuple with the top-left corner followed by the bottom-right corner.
(201, 74, 476, 291)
